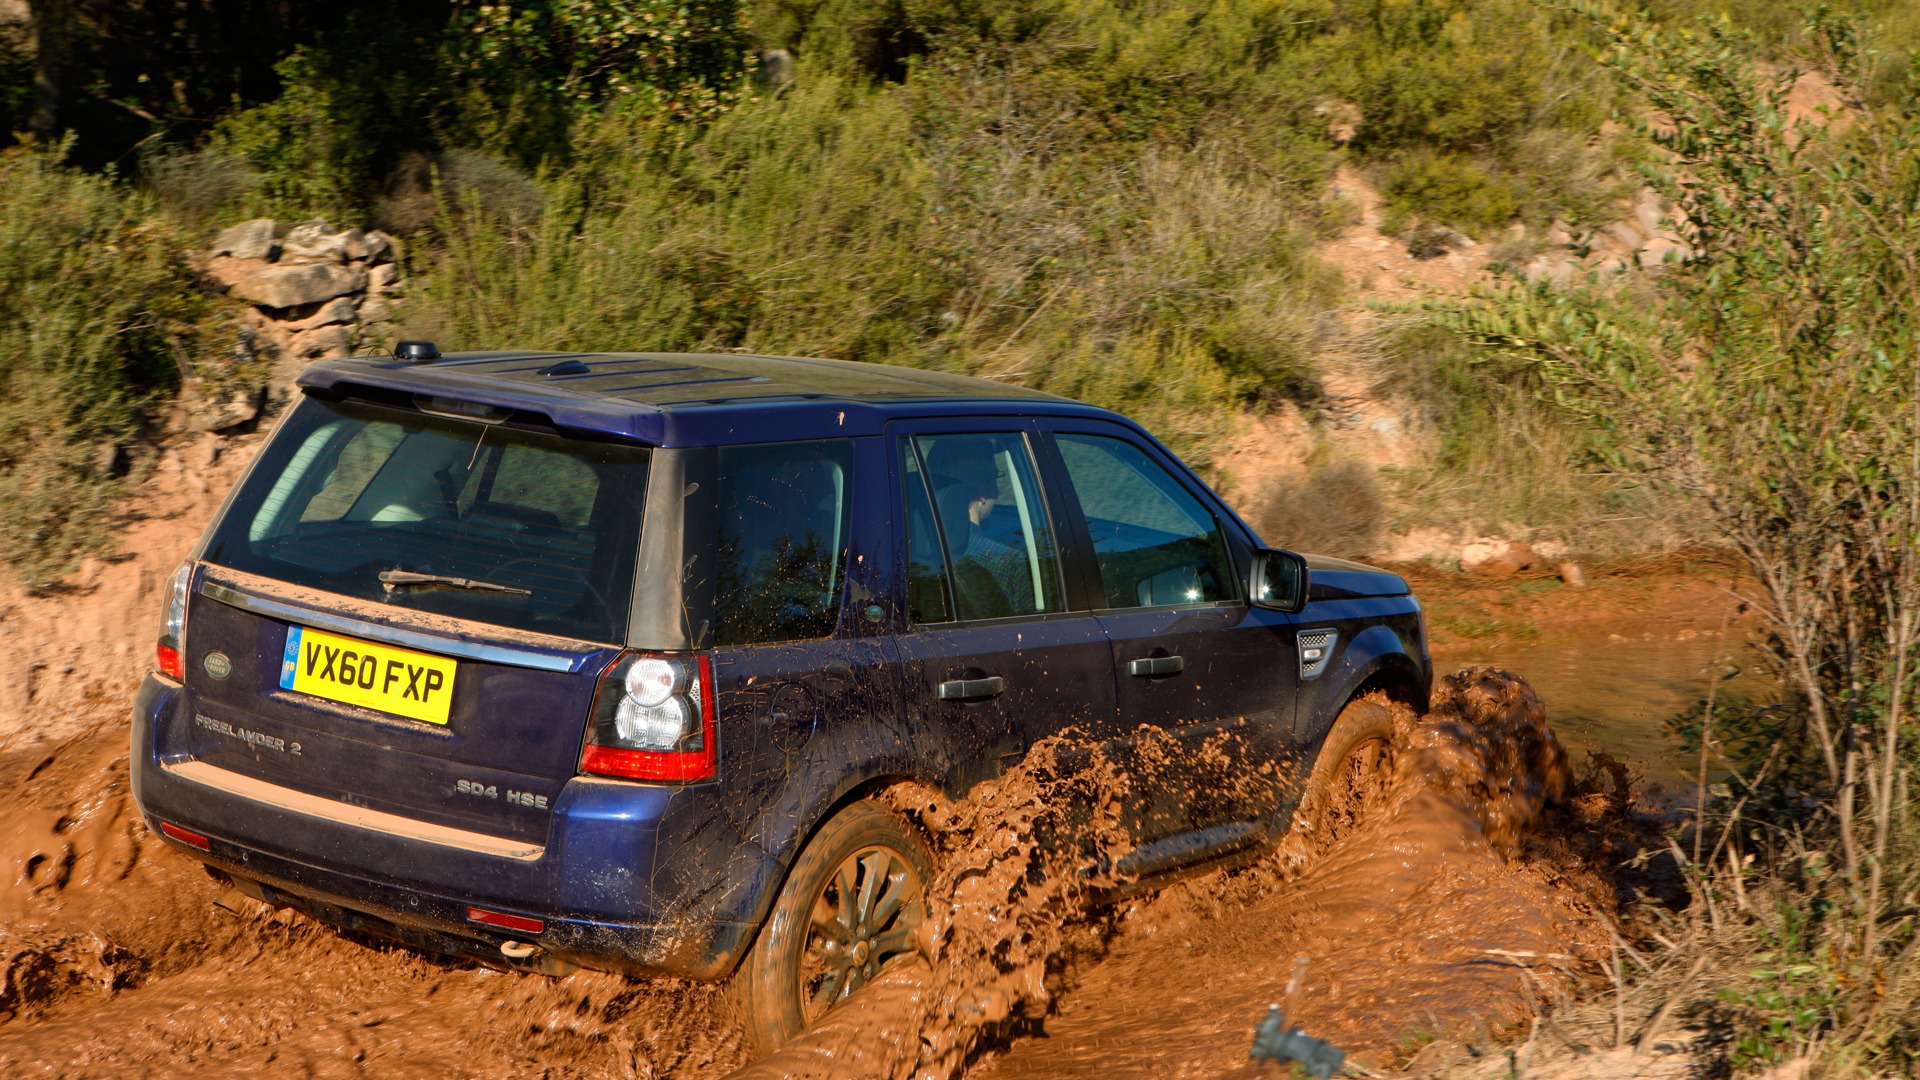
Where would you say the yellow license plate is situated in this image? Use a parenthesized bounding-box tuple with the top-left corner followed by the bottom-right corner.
(279, 626, 458, 725)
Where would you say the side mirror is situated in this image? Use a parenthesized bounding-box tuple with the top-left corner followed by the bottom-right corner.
(1252, 548, 1308, 613)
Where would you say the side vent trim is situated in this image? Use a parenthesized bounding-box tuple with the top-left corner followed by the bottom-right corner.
(1298, 628, 1338, 680)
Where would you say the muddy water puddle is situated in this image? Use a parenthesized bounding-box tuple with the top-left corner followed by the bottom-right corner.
(1435, 627, 1771, 794)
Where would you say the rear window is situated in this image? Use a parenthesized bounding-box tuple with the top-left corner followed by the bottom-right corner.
(202, 396, 647, 643)
(711, 440, 853, 647)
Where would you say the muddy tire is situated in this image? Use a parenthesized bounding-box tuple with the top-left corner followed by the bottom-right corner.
(1292, 695, 1398, 855)
(733, 800, 934, 1051)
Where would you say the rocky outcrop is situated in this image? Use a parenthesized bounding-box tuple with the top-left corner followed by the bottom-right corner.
(187, 218, 405, 433)
(1520, 187, 1694, 283)
(201, 217, 403, 367)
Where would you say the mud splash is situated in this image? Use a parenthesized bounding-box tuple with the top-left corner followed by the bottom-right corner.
(969, 668, 1616, 1077)
(734, 669, 1630, 1079)
(0, 670, 1640, 1078)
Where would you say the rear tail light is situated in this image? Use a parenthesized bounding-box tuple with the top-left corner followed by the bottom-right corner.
(159, 821, 210, 851)
(156, 561, 192, 679)
(580, 652, 717, 782)
(467, 906, 546, 934)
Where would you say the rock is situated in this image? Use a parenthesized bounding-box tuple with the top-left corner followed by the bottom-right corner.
(1631, 187, 1667, 236)
(200, 255, 260, 290)
(754, 48, 795, 90)
(230, 263, 366, 309)
(1522, 253, 1575, 286)
(1407, 223, 1471, 260)
(1460, 538, 1535, 577)
(1558, 561, 1588, 587)
(1544, 219, 1574, 247)
(179, 377, 264, 433)
(1532, 539, 1570, 561)
(280, 296, 358, 331)
(1638, 236, 1689, 268)
(289, 324, 354, 360)
(363, 230, 396, 264)
(367, 262, 399, 290)
(280, 221, 362, 264)
(92, 441, 127, 478)
(357, 296, 394, 324)
(1594, 220, 1646, 259)
(208, 218, 277, 261)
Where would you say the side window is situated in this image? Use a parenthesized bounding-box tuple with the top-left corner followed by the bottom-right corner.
(901, 444, 955, 624)
(1055, 434, 1236, 609)
(911, 432, 1065, 621)
(713, 440, 854, 647)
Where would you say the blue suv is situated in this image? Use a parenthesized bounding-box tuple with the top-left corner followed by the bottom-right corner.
(130, 345, 1429, 1047)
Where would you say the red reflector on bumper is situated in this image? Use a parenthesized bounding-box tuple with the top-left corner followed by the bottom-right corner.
(466, 906, 545, 934)
(159, 821, 210, 851)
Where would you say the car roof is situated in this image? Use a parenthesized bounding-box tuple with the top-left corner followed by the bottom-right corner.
(296, 350, 1118, 446)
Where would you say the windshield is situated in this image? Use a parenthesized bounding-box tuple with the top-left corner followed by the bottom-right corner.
(202, 395, 647, 643)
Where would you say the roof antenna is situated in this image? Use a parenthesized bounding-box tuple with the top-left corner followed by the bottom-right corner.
(394, 340, 442, 362)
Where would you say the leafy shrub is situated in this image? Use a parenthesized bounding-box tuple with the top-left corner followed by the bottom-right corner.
(405, 45, 1340, 472)
(1427, 5, 1920, 1066)
(203, 49, 379, 222)
(0, 146, 209, 586)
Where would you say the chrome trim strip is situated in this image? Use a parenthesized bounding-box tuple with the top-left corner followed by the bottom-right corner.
(163, 759, 546, 861)
(200, 581, 585, 673)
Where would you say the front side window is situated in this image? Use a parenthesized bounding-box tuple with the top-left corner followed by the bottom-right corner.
(203, 396, 647, 643)
(906, 432, 1065, 622)
(712, 440, 854, 646)
(1056, 433, 1235, 609)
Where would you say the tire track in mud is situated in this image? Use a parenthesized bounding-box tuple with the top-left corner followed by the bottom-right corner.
(0, 670, 1642, 1078)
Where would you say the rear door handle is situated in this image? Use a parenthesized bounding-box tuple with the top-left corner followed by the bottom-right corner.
(937, 676, 1007, 701)
(1127, 655, 1185, 677)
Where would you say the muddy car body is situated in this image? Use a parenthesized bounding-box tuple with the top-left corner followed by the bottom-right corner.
(129, 347, 1429, 1042)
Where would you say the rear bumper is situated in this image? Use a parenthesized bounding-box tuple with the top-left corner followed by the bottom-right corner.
(130, 673, 766, 980)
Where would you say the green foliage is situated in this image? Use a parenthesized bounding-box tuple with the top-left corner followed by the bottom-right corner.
(444, 0, 751, 164)
(406, 43, 1342, 472)
(1718, 905, 1845, 1068)
(1380, 325, 1680, 555)
(1424, 3, 1920, 1067)
(0, 145, 209, 586)
(202, 50, 375, 222)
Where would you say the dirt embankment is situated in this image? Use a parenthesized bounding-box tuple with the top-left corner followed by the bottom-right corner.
(0, 435, 259, 754)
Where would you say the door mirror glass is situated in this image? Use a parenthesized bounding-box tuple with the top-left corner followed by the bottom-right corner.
(1252, 548, 1308, 612)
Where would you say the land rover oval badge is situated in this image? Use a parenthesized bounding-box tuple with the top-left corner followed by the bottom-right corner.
(203, 651, 231, 679)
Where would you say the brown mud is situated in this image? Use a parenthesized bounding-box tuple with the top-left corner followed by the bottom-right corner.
(0, 666, 1667, 1078)
(0, 456, 1698, 1078)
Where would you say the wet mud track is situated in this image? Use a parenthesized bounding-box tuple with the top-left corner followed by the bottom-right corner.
(0, 670, 1651, 1078)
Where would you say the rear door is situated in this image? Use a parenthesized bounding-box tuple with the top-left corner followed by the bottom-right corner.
(1041, 423, 1301, 852)
(886, 421, 1119, 789)
(692, 437, 905, 858)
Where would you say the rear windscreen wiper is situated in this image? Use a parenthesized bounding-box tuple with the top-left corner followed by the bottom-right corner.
(378, 569, 532, 596)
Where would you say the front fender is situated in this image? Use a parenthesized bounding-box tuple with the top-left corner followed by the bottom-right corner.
(1296, 620, 1429, 748)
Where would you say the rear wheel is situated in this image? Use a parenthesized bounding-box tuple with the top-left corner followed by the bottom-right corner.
(1292, 695, 1398, 855)
(734, 800, 934, 1050)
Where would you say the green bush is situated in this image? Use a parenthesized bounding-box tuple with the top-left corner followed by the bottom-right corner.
(0, 146, 209, 587)
(405, 44, 1341, 473)
(1428, 5, 1920, 1066)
